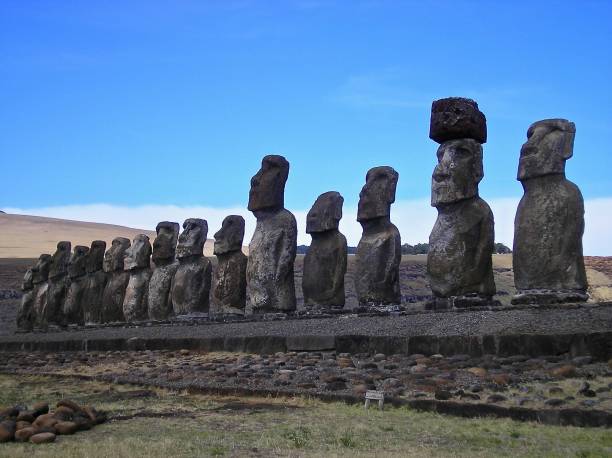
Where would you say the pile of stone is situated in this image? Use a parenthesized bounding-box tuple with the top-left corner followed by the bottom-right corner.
(0, 399, 106, 444)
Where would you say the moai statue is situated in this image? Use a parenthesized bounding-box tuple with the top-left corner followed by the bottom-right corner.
(16, 268, 35, 331)
(122, 234, 152, 322)
(62, 245, 90, 325)
(148, 221, 180, 320)
(44, 241, 71, 326)
(31, 254, 52, 328)
(171, 218, 212, 316)
(354, 167, 401, 306)
(101, 237, 130, 323)
(246, 155, 297, 314)
(302, 192, 348, 309)
(512, 119, 588, 304)
(82, 240, 107, 324)
(427, 97, 496, 309)
(212, 215, 247, 315)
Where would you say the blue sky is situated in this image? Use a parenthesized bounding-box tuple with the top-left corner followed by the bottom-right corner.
(1, 1, 611, 250)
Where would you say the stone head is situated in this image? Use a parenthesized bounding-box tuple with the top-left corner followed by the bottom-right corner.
(32, 254, 52, 284)
(429, 97, 487, 144)
(518, 119, 576, 181)
(22, 268, 34, 292)
(214, 215, 245, 255)
(306, 191, 344, 233)
(152, 221, 180, 263)
(86, 240, 106, 274)
(177, 218, 208, 259)
(124, 234, 151, 271)
(68, 245, 90, 279)
(49, 241, 71, 279)
(357, 166, 398, 222)
(103, 237, 130, 273)
(248, 155, 290, 212)
(431, 139, 483, 207)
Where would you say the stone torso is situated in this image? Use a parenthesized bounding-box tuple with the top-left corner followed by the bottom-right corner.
(44, 276, 68, 326)
(246, 209, 297, 313)
(213, 251, 247, 314)
(354, 223, 401, 305)
(101, 271, 129, 323)
(63, 276, 87, 325)
(148, 262, 179, 320)
(123, 269, 152, 322)
(17, 290, 35, 330)
(32, 283, 49, 328)
(82, 270, 107, 324)
(428, 196, 495, 298)
(171, 257, 212, 315)
(303, 231, 347, 308)
(513, 176, 587, 291)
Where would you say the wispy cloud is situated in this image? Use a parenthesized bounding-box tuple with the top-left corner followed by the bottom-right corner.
(4, 197, 612, 255)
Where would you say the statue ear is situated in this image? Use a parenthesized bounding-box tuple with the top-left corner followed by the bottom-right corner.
(333, 195, 344, 221)
(387, 174, 398, 204)
(561, 129, 575, 160)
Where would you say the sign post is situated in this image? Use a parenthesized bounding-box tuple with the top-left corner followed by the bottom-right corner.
(364, 390, 384, 410)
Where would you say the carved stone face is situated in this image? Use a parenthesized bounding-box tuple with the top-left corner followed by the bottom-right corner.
(49, 241, 71, 279)
(176, 218, 208, 259)
(103, 237, 130, 273)
(152, 221, 180, 263)
(432, 139, 483, 207)
(306, 191, 343, 233)
(32, 254, 52, 284)
(518, 119, 575, 181)
(357, 166, 398, 222)
(214, 215, 245, 255)
(124, 234, 151, 271)
(22, 269, 33, 292)
(68, 245, 90, 279)
(248, 155, 290, 212)
(87, 240, 106, 274)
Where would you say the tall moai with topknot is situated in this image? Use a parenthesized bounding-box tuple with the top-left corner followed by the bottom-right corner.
(354, 167, 401, 306)
(171, 218, 212, 315)
(303, 191, 348, 309)
(82, 240, 107, 324)
(31, 254, 52, 328)
(62, 245, 90, 325)
(148, 221, 180, 319)
(44, 241, 71, 325)
(246, 155, 297, 314)
(213, 215, 247, 315)
(512, 119, 588, 304)
(101, 237, 130, 322)
(426, 97, 496, 309)
(122, 234, 152, 322)
(17, 268, 35, 331)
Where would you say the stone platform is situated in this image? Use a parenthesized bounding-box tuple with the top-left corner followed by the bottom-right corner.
(1, 302, 611, 360)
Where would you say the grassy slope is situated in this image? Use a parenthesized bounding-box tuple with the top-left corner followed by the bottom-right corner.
(0, 375, 610, 457)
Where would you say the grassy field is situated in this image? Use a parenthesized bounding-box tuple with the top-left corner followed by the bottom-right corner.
(0, 375, 610, 457)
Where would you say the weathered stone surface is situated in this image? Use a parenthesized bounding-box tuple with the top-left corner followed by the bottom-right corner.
(17, 269, 34, 330)
(123, 235, 152, 322)
(513, 119, 588, 304)
(44, 241, 71, 326)
(213, 216, 247, 314)
(247, 155, 297, 313)
(148, 221, 180, 320)
(355, 166, 401, 305)
(101, 237, 130, 323)
(303, 192, 347, 309)
(427, 135, 495, 308)
(430, 97, 487, 144)
(31, 254, 52, 328)
(82, 240, 107, 324)
(172, 219, 212, 315)
(62, 245, 90, 325)
(30, 432, 56, 444)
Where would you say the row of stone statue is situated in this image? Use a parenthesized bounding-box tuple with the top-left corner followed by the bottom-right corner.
(17, 96, 588, 329)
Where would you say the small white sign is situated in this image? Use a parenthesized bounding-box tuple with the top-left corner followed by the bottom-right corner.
(364, 390, 385, 410)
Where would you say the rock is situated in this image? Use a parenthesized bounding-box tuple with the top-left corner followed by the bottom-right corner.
(56, 400, 82, 412)
(355, 166, 401, 306)
(544, 398, 565, 407)
(427, 136, 495, 308)
(16, 410, 35, 422)
(0, 406, 19, 418)
(578, 381, 596, 397)
(548, 387, 564, 395)
(434, 389, 452, 400)
(148, 222, 180, 320)
(581, 399, 598, 408)
(429, 97, 487, 144)
(16, 421, 31, 430)
(512, 119, 588, 305)
(489, 374, 510, 385)
(460, 392, 480, 401)
(30, 432, 56, 444)
(486, 394, 507, 403)
(551, 365, 577, 378)
(324, 381, 347, 391)
(123, 234, 153, 321)
(246, 155, 297, 313)
(15, 426, 37, 442)
(213, 216, 247, 314)
(352, 384, 369, 396)
(53, 406, 74, 422)
(302, 192, 348, 309)
(410, 364, 428, 374)
(571, 356, 592, 366)
(82, 240, 107, 324)
(54, 421, 78, 435)
(466, 367, 487, 378)
(0, 420, 16, 442)
(101, 237, 131, 323)
(33, 413, 58, 429)
(72, 414, 93, 431)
